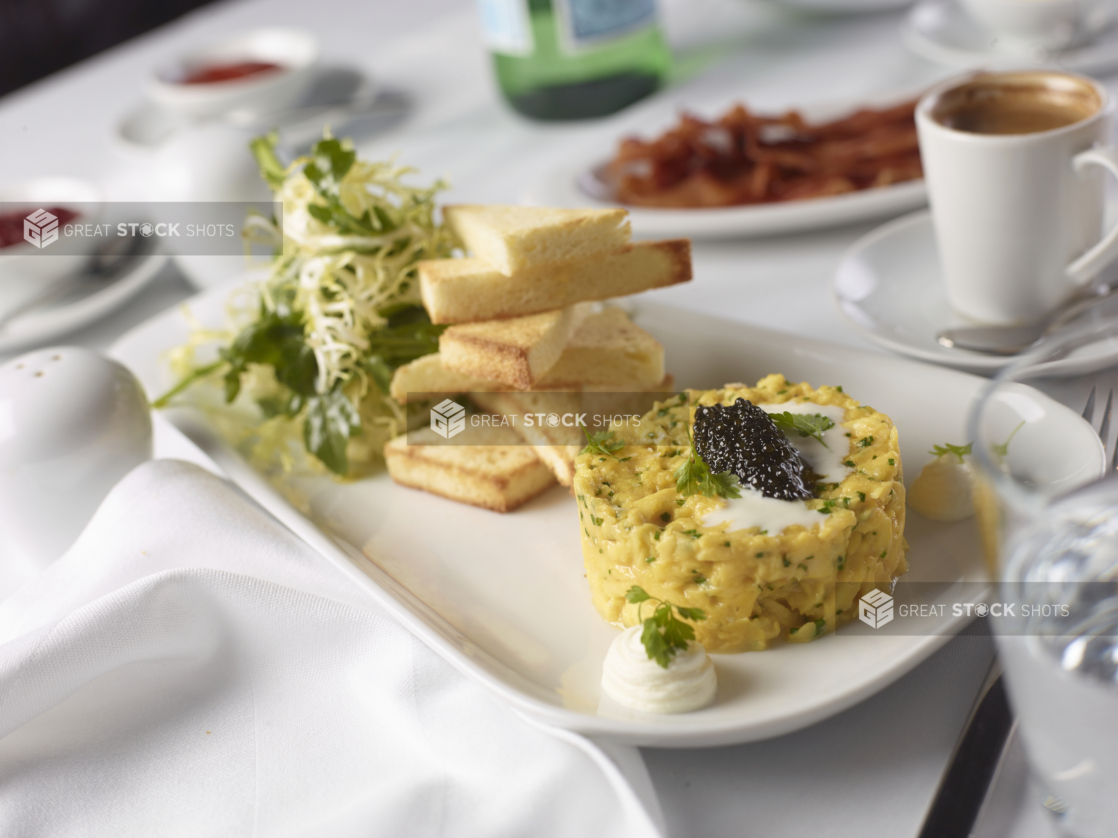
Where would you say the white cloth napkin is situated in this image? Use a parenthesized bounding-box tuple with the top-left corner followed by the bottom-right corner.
(0, 459, 664, 838)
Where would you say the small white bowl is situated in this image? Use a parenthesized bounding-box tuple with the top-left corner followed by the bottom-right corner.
(0, 177, 103, 320)
(146, 28, 319, 121)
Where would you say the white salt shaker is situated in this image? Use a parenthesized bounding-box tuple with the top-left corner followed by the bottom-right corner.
(0, 347, 152, 563)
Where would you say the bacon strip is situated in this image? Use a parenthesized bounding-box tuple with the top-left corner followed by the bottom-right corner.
(603, 98, 923, 208)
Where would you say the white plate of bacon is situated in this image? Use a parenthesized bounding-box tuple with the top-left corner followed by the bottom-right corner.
(526, 96, 928, 240)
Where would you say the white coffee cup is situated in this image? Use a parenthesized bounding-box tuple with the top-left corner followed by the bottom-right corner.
(916, 72, 1118, 326)
(957, 0, 1115, 51)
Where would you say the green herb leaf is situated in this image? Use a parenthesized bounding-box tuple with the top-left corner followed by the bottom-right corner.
(627, 591, 707, 669)
(991, 421, 1025, 461)
(674, 424, 742, 499)
(248, 131, 288, 191)
(303, 389, 362, 475)
(641, 618, 672, 668)
(303, 137, 356, 195)
(675, 606, 707, 622)
(625, 586, 651, 604)
(930, 441, 973, 462)
(768, 412, 836, 446)
(582, 429, 624, 459)
(817, 499, 839, 515)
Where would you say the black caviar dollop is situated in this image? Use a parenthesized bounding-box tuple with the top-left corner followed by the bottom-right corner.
(693, 398, 813, 501)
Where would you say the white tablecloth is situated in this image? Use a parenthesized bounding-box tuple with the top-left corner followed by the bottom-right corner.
(0, 457, 663, 838)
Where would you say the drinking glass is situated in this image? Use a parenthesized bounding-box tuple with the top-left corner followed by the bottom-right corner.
(969, 319, 1118, 838)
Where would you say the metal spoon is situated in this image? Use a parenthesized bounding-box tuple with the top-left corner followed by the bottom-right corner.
(936, 283, 1118, 355)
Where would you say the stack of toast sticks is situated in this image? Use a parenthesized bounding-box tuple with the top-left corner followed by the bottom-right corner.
(384, 205, 692, 511)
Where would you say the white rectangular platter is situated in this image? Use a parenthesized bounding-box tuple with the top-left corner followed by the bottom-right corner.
(110, 287, 1103, 747)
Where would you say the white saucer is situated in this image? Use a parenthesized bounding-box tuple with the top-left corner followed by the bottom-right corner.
(0, 237, 168, 354)
(771, 0, 915, 13)
(114, 65, 379, 155)
(902, 0, 1118, 74)
(833, 210, 1118, 376)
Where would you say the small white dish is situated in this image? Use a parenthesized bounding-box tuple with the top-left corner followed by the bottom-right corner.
(0, 347, 152, 563)
(902, 0, 1118, 74)
(146, 28, 318, 121)
(0, 178, 103, 318)
(833, 210, 1118, 375)
(115, 66, 378, 155)
(110, 281, 1101, 746)
(0, 236, 167, 354)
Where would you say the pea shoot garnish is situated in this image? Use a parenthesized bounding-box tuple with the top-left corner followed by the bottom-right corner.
(991, 421, 1025, 461)
(625, 586, 707, 669)
(768, 412, 835, 446)
(929, 442, 972, 462)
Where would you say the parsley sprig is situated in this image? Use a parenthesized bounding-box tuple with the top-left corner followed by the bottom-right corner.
(582, 429, 625, 459)
(769, 412, 835, 446)
(675, 455, 742, 499)
(929, 442, 972, 463)
(154, 295, 442, 475)
(674, 424, 741, 499)
(625, 586, 707, 669)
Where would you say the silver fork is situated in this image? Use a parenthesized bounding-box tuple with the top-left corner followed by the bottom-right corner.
(1082, 385, 1118, 471)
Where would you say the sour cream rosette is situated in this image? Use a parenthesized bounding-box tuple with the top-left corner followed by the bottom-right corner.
(602, 625, 717, 714)
(908, 443, 976, 522)
(574, 374, 907, 653)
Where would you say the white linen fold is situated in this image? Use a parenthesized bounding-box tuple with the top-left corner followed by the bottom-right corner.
(0, 459, 663, 838)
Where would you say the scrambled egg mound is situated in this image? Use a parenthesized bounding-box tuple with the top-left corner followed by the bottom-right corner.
(574, 374, 907, 652)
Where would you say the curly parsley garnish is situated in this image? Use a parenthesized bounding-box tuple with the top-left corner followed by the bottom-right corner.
(675, 424, 741, 499)
(768, 412, 835, 446)
(929, 442, 972, 462)
(582, 428, 624, 459)
(625, 586, 707, 669)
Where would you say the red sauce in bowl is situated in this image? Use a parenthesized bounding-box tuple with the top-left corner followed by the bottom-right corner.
(180, 61, 283, 85)
(0, 207, 80, 250)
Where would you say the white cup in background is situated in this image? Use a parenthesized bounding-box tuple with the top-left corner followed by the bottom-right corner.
(957, 0, 1116, 51)
(916, 71, 1118, 326)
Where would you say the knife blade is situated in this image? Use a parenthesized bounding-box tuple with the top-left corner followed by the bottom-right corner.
(917, 660, 1017, 838)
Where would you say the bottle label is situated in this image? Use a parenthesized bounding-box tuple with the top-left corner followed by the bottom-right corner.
(476, 0, 534, 56)
(555, 0, 658, 51)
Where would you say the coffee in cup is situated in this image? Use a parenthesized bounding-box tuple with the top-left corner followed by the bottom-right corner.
(916, 71, 1118, 325)
(934, 86, 1097, 136)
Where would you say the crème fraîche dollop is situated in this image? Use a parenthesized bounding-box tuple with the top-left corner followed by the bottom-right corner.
(574, 374, 907, 653)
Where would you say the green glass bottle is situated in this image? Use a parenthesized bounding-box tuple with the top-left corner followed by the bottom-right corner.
(476, 0, 671, 121)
